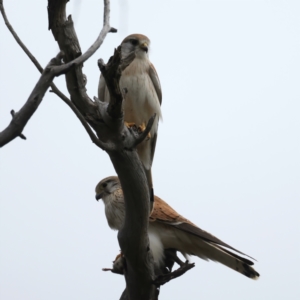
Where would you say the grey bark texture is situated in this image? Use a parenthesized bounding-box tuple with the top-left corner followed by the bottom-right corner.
(48, 1, 157, 298)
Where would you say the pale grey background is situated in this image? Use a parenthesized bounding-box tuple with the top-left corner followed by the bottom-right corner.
(1, 0, 299, 299)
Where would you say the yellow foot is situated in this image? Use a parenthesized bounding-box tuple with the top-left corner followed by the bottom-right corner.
(125, 121, 137, 129)
(138, 122, 151, 140)
(125, 122, 151, 140)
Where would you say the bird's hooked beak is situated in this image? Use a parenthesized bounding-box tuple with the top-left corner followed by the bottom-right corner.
(140, 42, 148, 53)
(95, 192, 103, 201)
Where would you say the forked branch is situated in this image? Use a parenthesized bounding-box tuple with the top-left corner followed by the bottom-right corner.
(1, 1, 192, 299)
(0, 0, 72, 106)
(0, 0, 116, 148)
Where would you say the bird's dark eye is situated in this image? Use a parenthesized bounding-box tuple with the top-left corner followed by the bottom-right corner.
(102, 183, 107, 188)
(129, 39, 139, 46)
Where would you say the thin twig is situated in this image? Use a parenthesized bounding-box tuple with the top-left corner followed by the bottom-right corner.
(56, 94, 113, 150)
(52, 0, 117, 75)
(0, 0, 71, 106)
(0, 0, 43, 72)
(0, 52, 64, 147)
(0, 0, 114, 150)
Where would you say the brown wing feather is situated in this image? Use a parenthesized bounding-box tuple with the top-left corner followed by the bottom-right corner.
(174, 222, 256, 260)
(150, 196, 196, 225)
(151, 196, 256, 261)
(149, 63, 162, 105)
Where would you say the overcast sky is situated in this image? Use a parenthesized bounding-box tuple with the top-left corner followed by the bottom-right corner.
(1, 0, 299, 299)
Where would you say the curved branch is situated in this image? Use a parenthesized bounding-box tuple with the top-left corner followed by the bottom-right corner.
(57, 95, 113, 151)
(0, 0, 114, 149)
(0, 0, 72, 106)
(0, 0, 43, 73)
(48, 0, 116, 118)
(0, 47, 112, 149)
(154, 262, 195, 287)
(0, 52, 64, 147)
(53, 10, 117, 75)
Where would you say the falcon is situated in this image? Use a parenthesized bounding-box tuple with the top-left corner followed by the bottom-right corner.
(98, 34, 162, 200)
(95, 176, 260, 279)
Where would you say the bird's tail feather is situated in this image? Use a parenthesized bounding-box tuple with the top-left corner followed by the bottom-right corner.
(190, 236, 260, 279)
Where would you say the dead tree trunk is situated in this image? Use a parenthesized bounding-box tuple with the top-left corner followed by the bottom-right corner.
(0, 1, 194, 298)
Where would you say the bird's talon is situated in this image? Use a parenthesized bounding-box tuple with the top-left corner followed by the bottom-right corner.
(137, 123, 151, 140)
(125, 121, 137, 129)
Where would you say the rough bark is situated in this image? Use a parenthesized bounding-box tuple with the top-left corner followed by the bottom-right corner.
(48, 1, 157, 299)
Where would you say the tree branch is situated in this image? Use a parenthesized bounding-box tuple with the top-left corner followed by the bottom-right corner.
(56, 95, 113, 150)
(48, 0, 116, 120)
(119, 289, 128, 300)
(9, 110, 27, 140)
(93, 34, 158, 300)
(0, 0, 43, 73)
(0, 52, 65, 147)
(102, 250, 195, 294)
(0, 0, 100, 146)
(47, 2, 161, 298)
(0, 0, 115, 149)
(0, 0, 72, 107)
(153, 262, 195, 287)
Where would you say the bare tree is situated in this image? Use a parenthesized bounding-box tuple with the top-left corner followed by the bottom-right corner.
(0, 1, 193, 299)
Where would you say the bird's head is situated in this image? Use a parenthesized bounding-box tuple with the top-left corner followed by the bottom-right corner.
(95, 176, 120, 201)
(121, 34, 150, 59)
